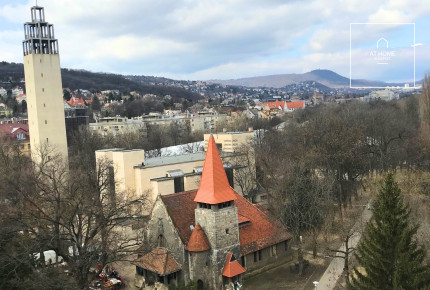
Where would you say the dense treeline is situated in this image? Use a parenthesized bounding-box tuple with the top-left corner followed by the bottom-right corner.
(256, 77, 430, 278)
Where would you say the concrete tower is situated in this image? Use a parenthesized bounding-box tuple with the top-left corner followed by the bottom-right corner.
(23, 6, 68, 162)
(194, 135, 241, 289)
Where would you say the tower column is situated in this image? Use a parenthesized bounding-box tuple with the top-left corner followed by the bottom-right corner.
(23, 6, 68, 163)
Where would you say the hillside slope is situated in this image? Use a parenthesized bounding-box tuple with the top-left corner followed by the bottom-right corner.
(0, 62, 202, 101)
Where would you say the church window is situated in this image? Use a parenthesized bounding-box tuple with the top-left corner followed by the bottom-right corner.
(158, 234, 166, 247)
(174, 176, 184, 193)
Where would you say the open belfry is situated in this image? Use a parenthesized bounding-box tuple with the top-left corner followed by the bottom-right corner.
(23, 6, 68, 162)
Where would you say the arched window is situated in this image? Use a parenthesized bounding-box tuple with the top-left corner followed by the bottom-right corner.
(158, 234, 166, 248)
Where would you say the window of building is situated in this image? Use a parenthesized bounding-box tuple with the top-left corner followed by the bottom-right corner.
(216, 143, 222, 151)
(45, 120, 47, 124)
(225, 228, 229, 234)
(270, 245, 276, 257)
(46, 138, 48, 142)
(284, 240, 289, 251)
(254, 252, 257, 263)
(16, 132, 25, 140)
(258, 250, 262, 261)
(42, 88, 44, 92)
(174, 176, 184, 193)
(219, 201, 232, 209)
(158, 234, 166, 248)
(136, 266, 144, 276)
(41, 73, 43, 77)
(241, 256, 245, 267)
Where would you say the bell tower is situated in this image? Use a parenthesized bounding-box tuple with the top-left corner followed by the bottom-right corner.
(194, 136, 241, 289)
(23, 6, 68, 162)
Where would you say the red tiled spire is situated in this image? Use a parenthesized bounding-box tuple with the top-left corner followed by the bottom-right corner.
(187, 225, 211, 252)
(194, 135, 236, 204)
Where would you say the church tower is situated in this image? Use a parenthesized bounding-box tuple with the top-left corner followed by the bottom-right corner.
(194, 135, 241, 289)
(23, 6, 68, 162)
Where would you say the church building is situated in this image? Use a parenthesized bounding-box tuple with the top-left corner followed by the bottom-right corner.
(133, 136, 292, 289)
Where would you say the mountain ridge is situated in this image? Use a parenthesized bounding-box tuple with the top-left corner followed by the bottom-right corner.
(210, 69, 409, 89)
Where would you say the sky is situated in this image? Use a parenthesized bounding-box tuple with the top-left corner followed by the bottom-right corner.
(0, 0, 429, 82)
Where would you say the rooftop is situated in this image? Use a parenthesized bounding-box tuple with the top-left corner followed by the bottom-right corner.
(135, 151, 237, 169)
(132, 248, 181, 276)
(161, 190, 292, 256)
(222, 253, 246, 278)
(187, 225, 211, 252)
(194, 135, 237, 204)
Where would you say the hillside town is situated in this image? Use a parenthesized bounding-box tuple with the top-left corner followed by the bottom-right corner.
(0, 3, 429, 290)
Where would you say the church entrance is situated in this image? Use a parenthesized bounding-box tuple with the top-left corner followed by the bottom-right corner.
(197, 279, 204, 290)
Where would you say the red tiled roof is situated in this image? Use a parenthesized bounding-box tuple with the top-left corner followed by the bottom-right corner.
(286, 101, 304, 109)
(238, 214, 251, 224)
(161, 191, 292, 256)
(67, 97, 86, 107)
(187, 225, 211, 252)
(132, 248, 181, 276)
(263, 100, 285, 110)
(0, 123, 29, 139)
(222, 253, 246, 278)
(194, 135, 236, 204)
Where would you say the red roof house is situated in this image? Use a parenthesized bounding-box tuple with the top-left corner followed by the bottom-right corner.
(67, 97, 86, 107)
(263, 100, 286, 111)
(286, 101, 305, 111)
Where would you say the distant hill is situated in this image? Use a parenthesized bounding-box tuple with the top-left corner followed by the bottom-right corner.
(0, 61, 202, 101)
(211, 69, 397, 88)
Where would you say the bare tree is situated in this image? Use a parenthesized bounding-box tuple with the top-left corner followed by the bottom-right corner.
(268, 165, 331, 275)
(0, 141, 148, 289)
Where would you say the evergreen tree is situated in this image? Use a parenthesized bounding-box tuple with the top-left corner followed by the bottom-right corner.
(349, 173, 430, 290)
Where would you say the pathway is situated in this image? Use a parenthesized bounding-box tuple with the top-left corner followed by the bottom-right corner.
(315, 207, 373, 290)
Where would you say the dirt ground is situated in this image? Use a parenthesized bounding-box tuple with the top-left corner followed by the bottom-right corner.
(110, 257, 138, 290)
(243, 253, 330, 290)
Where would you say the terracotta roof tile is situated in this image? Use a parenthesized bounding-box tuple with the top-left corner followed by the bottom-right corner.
(194, 135, 236, 204)
(161, 191, 292, 257)
(264, 100, 285, 110)
(67, 97, 86, 107)
(187, 225, 211, 252)
(222, 252, 246, 278)
(132, 248, 181, 276)
(286, 101, 304, 109)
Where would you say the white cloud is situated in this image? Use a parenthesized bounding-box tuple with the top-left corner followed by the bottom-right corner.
(0, 0, 428, 80)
